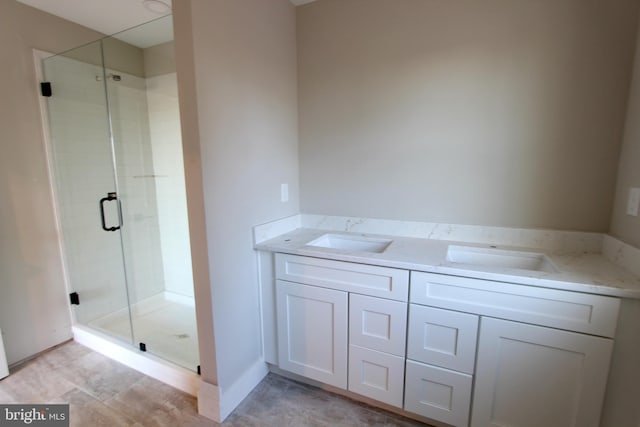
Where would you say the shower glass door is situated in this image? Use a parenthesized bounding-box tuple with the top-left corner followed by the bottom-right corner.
(43, 41, 134, 344)
(102, 18, 198, 371)
(43, 16, 199, 372)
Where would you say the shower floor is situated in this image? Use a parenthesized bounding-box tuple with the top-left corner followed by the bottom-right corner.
(88, 292, 199, 372)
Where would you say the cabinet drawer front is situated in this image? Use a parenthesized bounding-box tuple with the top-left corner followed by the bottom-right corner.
(349, 294, 407, 356)
(404, 360, 472, 427)
(276, 280, 348, 389)
(276, 254, 409, 301)
(471, 317, 613, 427)
(410, 272, 620, 337)
(348, 345, 405, 408)
(408, 305, 478, 374)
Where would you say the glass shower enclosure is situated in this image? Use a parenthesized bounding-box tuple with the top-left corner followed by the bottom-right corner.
(41, 16, 198, 372)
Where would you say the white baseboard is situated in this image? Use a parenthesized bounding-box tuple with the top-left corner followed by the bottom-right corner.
(0, 328, 8, 379)
(197, 379, 220, 421)
(219, 359, 269, 421)
(196, 359, 268, 422)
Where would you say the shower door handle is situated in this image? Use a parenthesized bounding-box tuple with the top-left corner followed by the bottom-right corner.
(99, 192, 121, 232)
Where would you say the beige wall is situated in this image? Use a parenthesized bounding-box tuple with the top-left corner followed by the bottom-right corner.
(173, 0, 218, 386)
(54, 34, 145, 78)
(176, 0, 299, 395)
(611, 21, 640, 248)
(144, 41, 176, 77)
(102, 37, 145, 77)
(0, 0, 103, 364)
(297, 0, 639, 232)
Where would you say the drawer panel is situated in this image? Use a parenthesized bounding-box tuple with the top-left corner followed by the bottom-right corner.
(350, 294, 407, 356)
(404, 360, 472, 427)
(348, 345, 405, 408)
(276, 254, 409, 301)
(410, 272, 620, 337)
(408, 305, 478, 374)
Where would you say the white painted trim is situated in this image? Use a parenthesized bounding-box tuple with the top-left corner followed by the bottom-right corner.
(73, 325, 199, 396)
(256, 250, 266, 360)
(257, 251, 278, 363)
(218, 359, 269, 421)
(0, 328, 9, 379)
(197, 379, 220, 421)
(195, 358, 268, 422)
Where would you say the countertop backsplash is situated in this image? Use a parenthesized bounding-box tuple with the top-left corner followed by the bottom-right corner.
(254, 214, 640, 299)
(255, 214, 604, 254)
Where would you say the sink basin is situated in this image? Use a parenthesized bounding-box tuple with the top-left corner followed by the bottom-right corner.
(446, 245, 558, 273)
(306, 234, 392, 253)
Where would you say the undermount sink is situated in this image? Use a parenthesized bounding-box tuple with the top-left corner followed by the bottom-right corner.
(306, 234, 393, 253)
(446, 245, 558, 273)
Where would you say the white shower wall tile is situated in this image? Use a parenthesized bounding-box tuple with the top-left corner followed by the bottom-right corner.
(108, 70, 165, 304)
(146, 73, 193, 298)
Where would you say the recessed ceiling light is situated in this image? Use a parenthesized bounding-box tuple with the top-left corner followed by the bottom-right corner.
(142, 0, 171, 14)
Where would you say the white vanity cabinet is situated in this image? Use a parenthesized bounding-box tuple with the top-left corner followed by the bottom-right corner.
(409, 271, 620, 427)
(270, 252, 621, 427)
(275, 254, 409, 405)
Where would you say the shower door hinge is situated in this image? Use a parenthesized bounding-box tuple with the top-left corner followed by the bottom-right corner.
(40, 82, 52, 97)
(139, 342, 147, 352)
(69, 292, 80, 305)
(197, 365, 201, 376)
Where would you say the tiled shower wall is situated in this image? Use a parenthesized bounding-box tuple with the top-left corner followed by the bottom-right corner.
(145, 73, 193, 298)
(108, 69, 166, 306)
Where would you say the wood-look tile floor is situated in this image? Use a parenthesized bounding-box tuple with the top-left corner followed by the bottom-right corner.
(0, 341, 430, 426)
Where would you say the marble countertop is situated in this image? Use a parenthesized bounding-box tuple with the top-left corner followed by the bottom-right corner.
(255, 228, 640, 299)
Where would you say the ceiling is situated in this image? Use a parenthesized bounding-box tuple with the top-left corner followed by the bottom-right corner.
(16, 0, 172, 48)
(16, 0, 318, 48)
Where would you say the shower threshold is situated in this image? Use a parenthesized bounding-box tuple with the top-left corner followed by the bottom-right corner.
(75, 292, 200, 395)
(88, 292, 199, 371)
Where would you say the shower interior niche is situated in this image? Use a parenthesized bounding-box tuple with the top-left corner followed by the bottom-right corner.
(39, 15, 199, 374)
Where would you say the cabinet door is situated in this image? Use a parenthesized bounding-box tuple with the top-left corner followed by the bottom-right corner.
(276, 280, 348, 389)
(350, 294, 407, 356)
(348, 345, 405, 407)
(472, 317, 613, 427)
